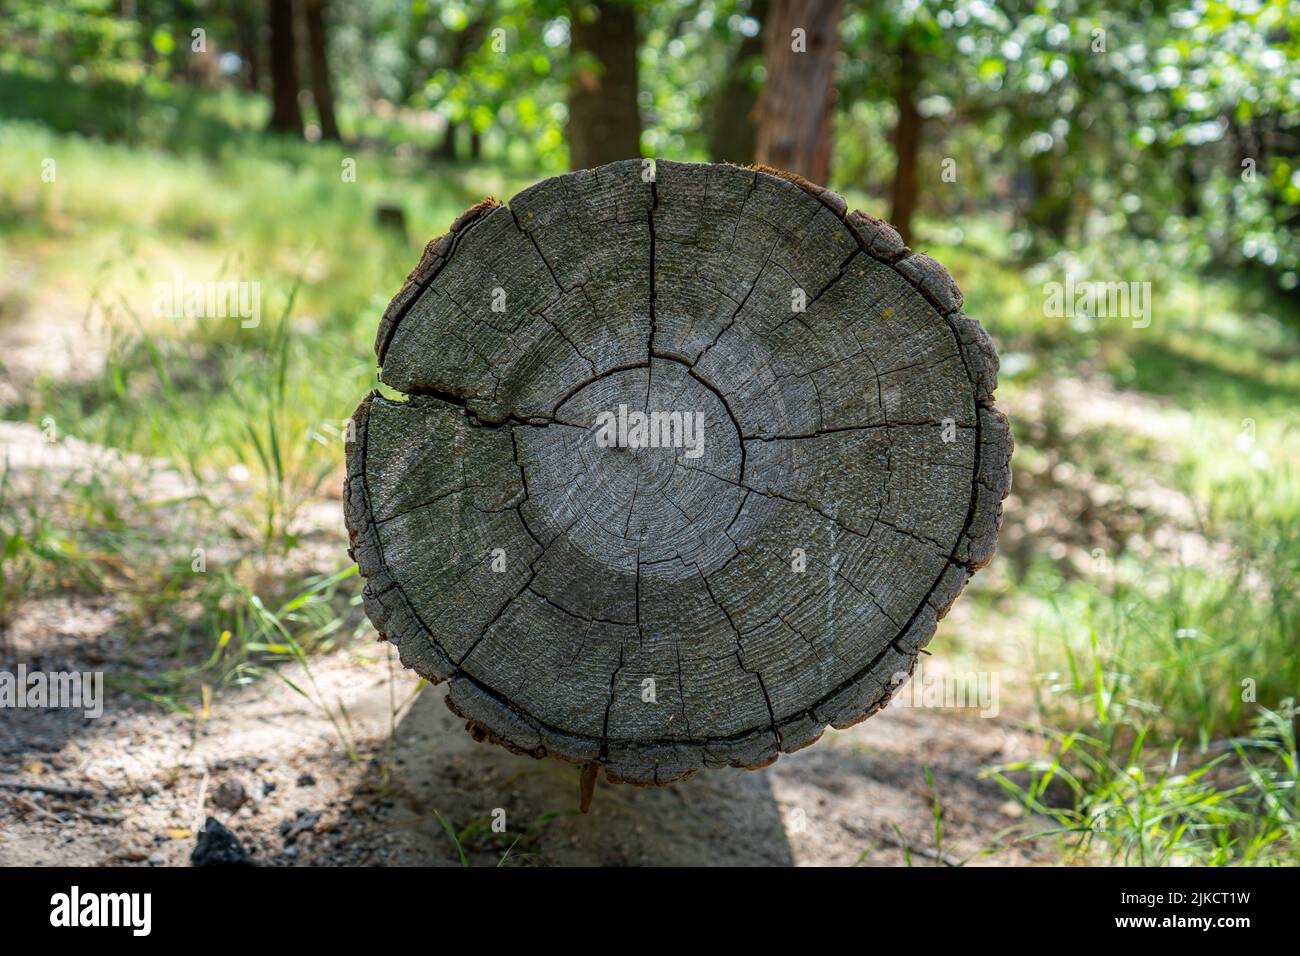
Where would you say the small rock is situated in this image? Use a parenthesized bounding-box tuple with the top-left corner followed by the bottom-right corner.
(190, 816, 253, 867)
(296, 772, 316, 788)
(998, 800, 1025, 819)
(147, 853, 164, 866)
(212, 779, 248, 811)
(278, 808, 321, 845)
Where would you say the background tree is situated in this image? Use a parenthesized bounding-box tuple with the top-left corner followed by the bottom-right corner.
(567, 0, 643, 168)
(433, 7, 493, 160)
(423, 0, 570, 170)
(267, 0, 303, 133)
(839, 1, 991, 247)
(707, 0, 768, 164)
(888, 36, 921, 245)
(753, 0, 843, 182)
(236, 0, 266, 93)
(303, 0, 340, 140)
(0, 0, 1293, 289)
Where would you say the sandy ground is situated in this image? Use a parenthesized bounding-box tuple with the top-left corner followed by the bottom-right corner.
(0, 598, 1053, 866)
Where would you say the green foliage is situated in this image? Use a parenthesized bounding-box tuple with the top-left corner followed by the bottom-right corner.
(422, 0, 572, 170)
(989, 703, 1298, 865)
(837, 0, 1299, 286)
(4, 1, 1294, 284)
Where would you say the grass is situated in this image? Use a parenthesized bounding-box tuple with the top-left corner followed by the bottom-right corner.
(433, 807, 576, 867)
(0, 464, 103, 631)
(2, 69, 1298, 865)
(972, 415, 1300, 863)
(988, 694, 1298, 866)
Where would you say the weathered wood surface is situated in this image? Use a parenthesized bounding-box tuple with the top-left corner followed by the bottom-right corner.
(345, 160, 1012, 787)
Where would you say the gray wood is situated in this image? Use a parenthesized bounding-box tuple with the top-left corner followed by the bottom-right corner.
(345, 160, 1013, 786)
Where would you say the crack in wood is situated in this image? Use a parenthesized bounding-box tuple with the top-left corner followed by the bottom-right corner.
(343, 160, 1012, 785)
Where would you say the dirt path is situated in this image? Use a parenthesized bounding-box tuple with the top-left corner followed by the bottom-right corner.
(0, 251, 110, 407)
(0, 598, 1052, 866)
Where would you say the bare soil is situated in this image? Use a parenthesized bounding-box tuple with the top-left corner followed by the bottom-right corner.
(0, 603, 1053, 866)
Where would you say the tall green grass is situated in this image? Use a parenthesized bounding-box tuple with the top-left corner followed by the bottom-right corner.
(989, 459, 1300, 865)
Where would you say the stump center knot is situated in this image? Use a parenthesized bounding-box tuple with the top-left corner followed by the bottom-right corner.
(537, 357, 744, 580)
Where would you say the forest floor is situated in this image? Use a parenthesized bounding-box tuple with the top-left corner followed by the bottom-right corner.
(0, 615, 1053, 867)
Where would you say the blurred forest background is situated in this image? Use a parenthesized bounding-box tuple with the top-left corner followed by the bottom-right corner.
(0, 0, 1298, 867)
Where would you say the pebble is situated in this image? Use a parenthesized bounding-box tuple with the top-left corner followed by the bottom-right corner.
(212, 779, 247, 811)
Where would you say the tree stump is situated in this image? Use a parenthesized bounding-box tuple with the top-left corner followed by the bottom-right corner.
(344, 160, 1012, 790)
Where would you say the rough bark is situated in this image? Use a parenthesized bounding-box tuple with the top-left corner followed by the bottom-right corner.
(267, 0, 303, 134)
(303, 0, 340, 141)
(345, 161, 1012, 786)
(753, 0, 843, 183)
(567, 1, 642, 170)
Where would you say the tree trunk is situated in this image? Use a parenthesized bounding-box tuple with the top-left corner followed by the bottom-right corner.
(267, 0, 303, 134)
(752, 0, 843, 183)
(303, 0, 340, 141)
(437, 124, 459, 160)
(138, 2, 155, 67)
(346, 160, 1011, 789)
(707, 0, 769, 164)
(888, 43, 922, 246)
(1177, 146, 1199, 219)
(567, 1, 642, 170)
(237, 0, 263, 93)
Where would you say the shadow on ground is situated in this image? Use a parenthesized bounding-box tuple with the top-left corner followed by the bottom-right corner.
(357, 685, 794, 866)
(339, 681, 1052, 867)
(0, 609, 1052, 867)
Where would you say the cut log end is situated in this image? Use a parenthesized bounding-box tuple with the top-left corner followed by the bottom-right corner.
(344, 159, 1012, 786)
